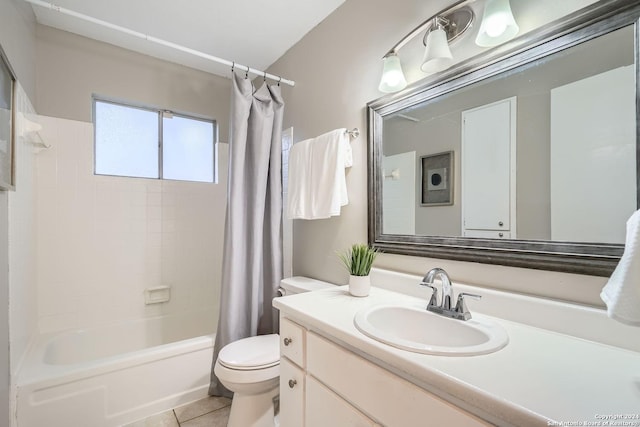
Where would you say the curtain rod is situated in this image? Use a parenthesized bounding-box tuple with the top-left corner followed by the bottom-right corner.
(24, 0, 296, 87)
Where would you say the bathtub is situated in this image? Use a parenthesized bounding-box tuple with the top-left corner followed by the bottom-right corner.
(17, 310, 215, 427)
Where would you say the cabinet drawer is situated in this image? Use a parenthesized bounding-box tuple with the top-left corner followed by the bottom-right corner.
(306, 376, 377, 427)
(280, 357, 305, 427)
(280, 317, 305, 367)
(464, 229, 511, 239)
(307, 332, 490, 427)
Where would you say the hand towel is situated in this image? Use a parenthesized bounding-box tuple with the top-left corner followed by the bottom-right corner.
(287, 138, 312, 219)
(601, 209, 640, 326)
(287, 129, 351, 220)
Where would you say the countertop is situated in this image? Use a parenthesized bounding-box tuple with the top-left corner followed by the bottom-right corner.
(273, 285, 640, 426)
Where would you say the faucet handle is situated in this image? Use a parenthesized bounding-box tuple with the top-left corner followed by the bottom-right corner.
(419, 282, 439, 307)
(454, 293, 482, 318)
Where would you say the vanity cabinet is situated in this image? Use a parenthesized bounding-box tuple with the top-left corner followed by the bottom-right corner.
(279, 316, 488, 427)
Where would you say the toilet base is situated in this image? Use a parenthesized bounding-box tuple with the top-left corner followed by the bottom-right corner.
(227, 386, 279, 427)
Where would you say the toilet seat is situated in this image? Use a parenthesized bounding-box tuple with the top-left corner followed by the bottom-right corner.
(218, 334, 280, 370)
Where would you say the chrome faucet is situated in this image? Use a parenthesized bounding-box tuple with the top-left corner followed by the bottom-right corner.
(422, 268, 453, 310)
(419, 267, 481, 321)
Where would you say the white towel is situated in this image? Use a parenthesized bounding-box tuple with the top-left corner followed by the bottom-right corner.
(287, 129, 351, 220)
(601, 209, 640, 326)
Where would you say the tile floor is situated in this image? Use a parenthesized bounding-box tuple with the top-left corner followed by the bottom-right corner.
(124, 396, 232, 427)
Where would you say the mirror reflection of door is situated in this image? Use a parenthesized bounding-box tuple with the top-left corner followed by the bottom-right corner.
(382, 152, 416, 235)
(462, 97, 516, 239)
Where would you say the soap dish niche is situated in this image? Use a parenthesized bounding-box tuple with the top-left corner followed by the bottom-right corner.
(145, 286, 171, 304)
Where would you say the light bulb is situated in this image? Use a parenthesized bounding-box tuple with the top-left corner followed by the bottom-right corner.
(475, 0, 519, 47)
(484, 13, 508, 37)
(378, 53, 408, 93)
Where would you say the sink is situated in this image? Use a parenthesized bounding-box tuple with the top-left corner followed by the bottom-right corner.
(354, 304, 509, 356)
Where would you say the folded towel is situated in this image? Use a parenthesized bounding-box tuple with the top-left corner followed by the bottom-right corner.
(601, 209, 640, 326)
(287, 129, 351, 220)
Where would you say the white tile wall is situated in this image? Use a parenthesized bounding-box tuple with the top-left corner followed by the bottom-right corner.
(8, 83, 39, 375)
(8, 83, 40, 427)
(36, 116, 227, 334)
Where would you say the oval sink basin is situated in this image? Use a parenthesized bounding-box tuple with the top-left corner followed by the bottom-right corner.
(354, 304, 509, 356)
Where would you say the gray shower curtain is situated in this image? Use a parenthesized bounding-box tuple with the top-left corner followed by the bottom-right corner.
(209, 73, 284, 397)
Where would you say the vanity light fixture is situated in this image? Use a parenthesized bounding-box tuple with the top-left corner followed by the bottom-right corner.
(377, 0, 521, 93)
(475, 0, 519, 47)
(377, 3, 474, 93)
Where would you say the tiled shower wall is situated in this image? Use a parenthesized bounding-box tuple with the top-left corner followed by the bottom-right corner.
(8, 84, 39, 375)
(36, 115, 227, 334)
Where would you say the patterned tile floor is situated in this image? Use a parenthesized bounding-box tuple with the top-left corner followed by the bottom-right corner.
(124, 396, 231, 427)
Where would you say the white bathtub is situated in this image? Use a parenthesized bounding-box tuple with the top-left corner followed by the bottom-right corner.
(17, 311, 215, 427)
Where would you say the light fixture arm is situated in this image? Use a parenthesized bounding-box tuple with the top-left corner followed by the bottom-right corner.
(382, 0, 475, 58)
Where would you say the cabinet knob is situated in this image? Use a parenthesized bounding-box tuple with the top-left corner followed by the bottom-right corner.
(288, 379, 297, 389)
(498, 232, 504, 238)
(498, 221, 504, 227)
(283, 337, 292, 346)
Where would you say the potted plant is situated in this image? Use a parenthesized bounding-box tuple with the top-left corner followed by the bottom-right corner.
(337, 243, 379, 297)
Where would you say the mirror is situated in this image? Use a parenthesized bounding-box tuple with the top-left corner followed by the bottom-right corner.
(368, 2, 639, 276)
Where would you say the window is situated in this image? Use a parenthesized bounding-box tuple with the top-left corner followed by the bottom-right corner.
(94, 98, 216, 182)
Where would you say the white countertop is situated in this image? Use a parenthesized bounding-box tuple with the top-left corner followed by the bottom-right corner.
(274, 285, 640, 426)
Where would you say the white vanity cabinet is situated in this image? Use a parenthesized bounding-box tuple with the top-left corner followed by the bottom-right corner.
(279, 317, 374, 427)
(278, 316, 489, 427)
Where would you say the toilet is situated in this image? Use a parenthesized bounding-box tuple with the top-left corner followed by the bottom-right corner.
(214, 276, 333, 427)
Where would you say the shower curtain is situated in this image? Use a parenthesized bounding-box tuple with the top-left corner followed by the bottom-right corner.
(209, 73, 284, 397)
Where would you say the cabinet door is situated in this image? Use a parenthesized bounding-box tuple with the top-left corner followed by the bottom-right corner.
(305, 376, 376, 427)
(280, 358, 305, 427)
(307, 332, 490, 427)
(462, 97, 516, 234)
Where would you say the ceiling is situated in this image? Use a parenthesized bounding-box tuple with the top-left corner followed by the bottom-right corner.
(29, 0, 346, 81)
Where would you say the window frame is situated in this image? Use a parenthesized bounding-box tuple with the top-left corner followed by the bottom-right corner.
(92, 96, 218, 183)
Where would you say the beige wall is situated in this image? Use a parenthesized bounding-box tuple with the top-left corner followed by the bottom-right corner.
(36, 25, 231, 140)
(516, 92, 551, 240)
(384, 112, 462, 236)
(0, 0, 37, 99)
(268, 0, 609, 307)
(383, 85, 552, 240)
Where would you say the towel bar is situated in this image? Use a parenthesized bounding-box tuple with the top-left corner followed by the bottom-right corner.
(345, 128, 360, 139)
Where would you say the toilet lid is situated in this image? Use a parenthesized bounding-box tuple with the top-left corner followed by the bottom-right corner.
(218, 334, 280, 370)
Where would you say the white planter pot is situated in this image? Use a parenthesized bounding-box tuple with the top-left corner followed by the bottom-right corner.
(349, 275, 370, 297)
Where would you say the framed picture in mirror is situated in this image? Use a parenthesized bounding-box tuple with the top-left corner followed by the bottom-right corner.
(420, 151, 453, 206)
(0, 44, 15, 191)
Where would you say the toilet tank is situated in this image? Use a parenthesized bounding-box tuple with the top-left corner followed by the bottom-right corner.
(279, 276, 334, 296)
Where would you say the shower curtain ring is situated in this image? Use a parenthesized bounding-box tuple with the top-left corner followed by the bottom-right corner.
(245, 66, 249, 79)
(264, 72, 267, 82)
(278, 76, 282, 86)
(231, 61, 235, 74)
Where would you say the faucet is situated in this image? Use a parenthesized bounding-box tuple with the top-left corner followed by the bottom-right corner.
(422, 268, 453, 310)
(419, 267, 481, 321)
